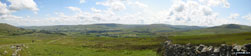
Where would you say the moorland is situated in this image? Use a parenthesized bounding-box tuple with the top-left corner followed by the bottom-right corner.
(0, 23, 251, 56)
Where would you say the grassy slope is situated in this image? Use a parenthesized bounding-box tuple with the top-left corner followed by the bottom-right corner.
(22, 24, 202, 38)
(0, 23, 24, 35)
(169, 32, 251, 45)
(23, 24, 251, 36)
(161, 24, 251, 36)
(1, 23, 251, 56)
(22, 24, 202, 33)
(0, 33, 168, 56)
(1, 32, 250, 56)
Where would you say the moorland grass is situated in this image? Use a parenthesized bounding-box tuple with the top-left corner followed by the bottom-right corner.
(169, 32, 251, 46)
(1, 32, 251, 56)
(0, 34, 167, 56)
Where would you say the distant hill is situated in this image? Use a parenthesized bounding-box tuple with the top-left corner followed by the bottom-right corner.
(123, 24, 202, 33)
(22, 23, 202, 33)
(22, 23, 203, 37)
(0, 23, 26, 35)
(169, 32, 251, 45)
(22, 23, 251, 36)
(172, 24, 251, 35)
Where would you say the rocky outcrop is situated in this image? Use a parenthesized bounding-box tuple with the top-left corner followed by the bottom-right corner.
(11, 44, 27, 56)
(158, 41, 251, 56)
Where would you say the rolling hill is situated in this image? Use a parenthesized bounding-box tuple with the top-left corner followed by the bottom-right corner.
(0, 23, 36, 36)
(22, 23, 251, 36)
(169, 32, 251, 45)
(171, 24, 251, 35)
(0, 23, 26, 35)
(22, 23, 202, 33)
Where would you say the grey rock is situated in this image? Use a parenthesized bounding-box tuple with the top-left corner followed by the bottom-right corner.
(159, 41, 251, 56)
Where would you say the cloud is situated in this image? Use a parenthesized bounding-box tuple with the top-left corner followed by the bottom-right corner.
(172, 1, 185, 12)
(228, 13, 240, 19)
(128, 1, 148, 9)
(8, 0, 39, 12)
(151, 0, 238, 26)
(1, 0, 245, 26)
(80, 0, 86, 4)
(91, 8, 102, 13)
(55, 12, 67, 17)
(0, 1, 11, 15)
(2, 0, 150, 26)
(0, 14, 24, 25)
(242, 13, 251, 21)
(0, 0, 39, 24)
(67, 6, 82, 13)
(199, 0, 230, 8)
(0, 15, 22, 19)
(96, 0, 126, 11)
(0, 0, 39, 16)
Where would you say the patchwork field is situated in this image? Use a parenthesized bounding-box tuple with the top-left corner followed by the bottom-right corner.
(169, 32, 251, 45)
(0, 33, 168, 56)
(0, 23, 251, 56)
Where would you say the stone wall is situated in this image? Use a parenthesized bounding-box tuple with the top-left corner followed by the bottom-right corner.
(158, 41, 251, 56)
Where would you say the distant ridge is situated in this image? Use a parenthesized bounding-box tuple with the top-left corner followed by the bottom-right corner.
(92, 23, 122, 27)
(0, 23, 25, 35)
(22, 23, 203, 33)
(212, 24, 250, 29)
(174, 24, 251, 35)
(20, 23, 251, 36)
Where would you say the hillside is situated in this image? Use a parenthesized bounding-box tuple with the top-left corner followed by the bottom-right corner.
(169, 24, 251, 35)
(0, 23, 26, 35)
(169, 32, 251, 45)
(22, 23, 202, 33)
(22, 24, 203, 37)
(22, 23, 251, 36)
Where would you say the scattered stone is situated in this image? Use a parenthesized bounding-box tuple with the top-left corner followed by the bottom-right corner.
(159, 41, 251, 56)
(3, 50, 8, 55)
(10, 44, 25, 56)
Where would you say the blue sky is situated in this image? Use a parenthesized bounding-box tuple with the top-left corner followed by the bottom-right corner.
(0, 0, 250, 26)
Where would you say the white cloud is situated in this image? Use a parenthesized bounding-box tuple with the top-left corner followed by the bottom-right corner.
(0, 0, 40, 25)
(129, 1, 148, 8)
(199, 0, 230, 8)
(172, 1, 185, 12)
(1, 0, 246, 26)
(96, 0, 126, 11)
(80, 0, 86, 4)
(0, 15, 23, 19)
(55, 12, 67, 17)
(242, 13, 251, 21)
(2, 0, 150, 26)
(228, 13, 240, 19)
(150, 0, 238, 26)
(0, 0, 39, 16)
(91, 8, 102, 13)
(0, 14, 24, 25)
(0, 1, 11, 15)
(8, 0, 39, 12)
(67, 6, 82, 13)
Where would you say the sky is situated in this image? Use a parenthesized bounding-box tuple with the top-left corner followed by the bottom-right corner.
(0, 0, 250, 26)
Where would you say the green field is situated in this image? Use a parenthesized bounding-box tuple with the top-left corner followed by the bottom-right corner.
(1, 32, 251, 56)
(169, 32, 251, 45)
(0, 23, 251, 56)
(0, 33, 168, 56)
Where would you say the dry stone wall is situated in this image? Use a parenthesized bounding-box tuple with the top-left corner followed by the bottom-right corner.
(158, 41, 251, 56)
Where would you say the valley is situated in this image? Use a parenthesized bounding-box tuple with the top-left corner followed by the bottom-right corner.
(0, 23, 251, 56)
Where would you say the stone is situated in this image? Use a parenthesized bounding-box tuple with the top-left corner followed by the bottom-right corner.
(233, 45, 242, 51)
(3, 50, 8, 55)
(213, 47, 220, 53)
(159, 41, 251, 56)
(201, 46, 208, 52)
